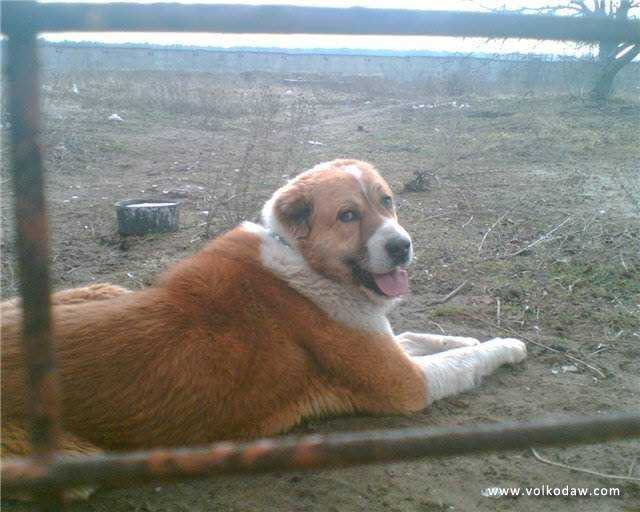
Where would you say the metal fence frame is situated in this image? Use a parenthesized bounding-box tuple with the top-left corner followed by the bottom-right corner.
(2, 2, 640, 509)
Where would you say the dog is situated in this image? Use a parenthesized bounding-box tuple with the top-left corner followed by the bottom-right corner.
(1, 159, 526, 458)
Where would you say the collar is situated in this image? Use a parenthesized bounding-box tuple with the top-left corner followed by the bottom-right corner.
(269, 230, 291, 248)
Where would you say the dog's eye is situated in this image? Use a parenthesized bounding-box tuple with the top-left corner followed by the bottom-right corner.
(338, 210, 359, 223)
(381, 196, 393, 208)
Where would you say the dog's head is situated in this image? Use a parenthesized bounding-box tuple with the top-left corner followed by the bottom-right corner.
(262, 159, 412, 302)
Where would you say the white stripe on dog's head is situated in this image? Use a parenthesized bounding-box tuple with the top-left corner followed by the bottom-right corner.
(342, 164, 362, 180)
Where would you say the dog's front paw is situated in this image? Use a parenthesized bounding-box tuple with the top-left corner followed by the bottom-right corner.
(483, 337, 527, 364)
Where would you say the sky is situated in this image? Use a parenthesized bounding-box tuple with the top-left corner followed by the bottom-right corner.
(41, 0, 631, 57)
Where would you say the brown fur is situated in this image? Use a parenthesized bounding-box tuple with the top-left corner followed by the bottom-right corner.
(1, 160, 427, 455)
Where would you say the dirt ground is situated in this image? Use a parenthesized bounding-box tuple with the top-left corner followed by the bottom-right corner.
(1, 71, 639, 511)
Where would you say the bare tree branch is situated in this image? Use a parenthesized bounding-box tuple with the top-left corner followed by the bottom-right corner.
(511, 4, 584, 14)
(617, 0, 634, 17)
(570, 0, 594, 15)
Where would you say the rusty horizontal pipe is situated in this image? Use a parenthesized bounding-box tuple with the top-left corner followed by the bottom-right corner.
(3, 413, 640, 493)
(5, 29, 64, 511)
(2, 2, 639, 42)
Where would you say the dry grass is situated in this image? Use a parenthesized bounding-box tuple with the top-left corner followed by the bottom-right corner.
(1, 69, 639, 512)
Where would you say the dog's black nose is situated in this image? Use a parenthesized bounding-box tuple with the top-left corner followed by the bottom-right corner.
(385, 237, 412, 264)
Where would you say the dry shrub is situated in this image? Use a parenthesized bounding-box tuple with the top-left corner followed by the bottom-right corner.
(203, 86, 317, 236)
(44, 71, 249, 123)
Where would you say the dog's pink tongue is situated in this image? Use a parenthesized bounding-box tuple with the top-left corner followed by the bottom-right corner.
(373, 268, 409, 297)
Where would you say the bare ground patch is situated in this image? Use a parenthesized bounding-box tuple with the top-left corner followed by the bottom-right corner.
(1, 71, 639, 511)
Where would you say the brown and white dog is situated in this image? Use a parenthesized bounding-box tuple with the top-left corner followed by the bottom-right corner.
(1, 159, 526, 458)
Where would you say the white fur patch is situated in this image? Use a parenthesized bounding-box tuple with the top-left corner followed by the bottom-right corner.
(259, 193, 299, 248)
(242, 222, 394, 334)
(241, 220, 265, 236)
(342, 164, 372, 198)
(366, 218, 413, 274)
(412, 338, 527, 405)
(396, 332, 480, 356)
(342, 164, 362, 180)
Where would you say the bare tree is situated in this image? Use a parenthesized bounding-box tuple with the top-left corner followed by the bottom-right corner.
(516, 1, 639, 100)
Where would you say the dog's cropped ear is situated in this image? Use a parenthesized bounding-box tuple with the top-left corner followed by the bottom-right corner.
(274, 186, 313, 239)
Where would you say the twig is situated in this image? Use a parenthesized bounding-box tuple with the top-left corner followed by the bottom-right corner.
(424, 212, 456, 221)
(589, 344, 608, 356)
(478, 212, 508, 253)
(620, 252, 628, 272)
(429, 320, 446, 334)
(462, 215, 474, 227)
(501, 216, 572, 259)
(496, 297, 501, 328)
(465, 314, 606, 379)
(219, 193, 238, 207)
(426, 280, 469, 307)
(531, 448, 640, 483)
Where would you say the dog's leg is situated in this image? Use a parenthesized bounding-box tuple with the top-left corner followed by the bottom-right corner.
(303, 328, 432, 414)
(307, 334, 524, 416)
(396, 331, 479, 356)
(1, 283, 130, 310)
(411, 338, 526, 404)
(2, 421, 103, 501)
(48, 283, 131, 305)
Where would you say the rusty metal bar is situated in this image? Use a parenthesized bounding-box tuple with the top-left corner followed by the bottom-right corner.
(3, 413, 640, 493)
(4, 27, 64, 511)
(1, 2, 639, 43)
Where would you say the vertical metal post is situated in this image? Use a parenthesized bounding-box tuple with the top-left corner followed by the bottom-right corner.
(5, 30, 64, 510)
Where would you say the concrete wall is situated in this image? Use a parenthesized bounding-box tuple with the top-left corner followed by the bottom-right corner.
(39, 45, 639, 95)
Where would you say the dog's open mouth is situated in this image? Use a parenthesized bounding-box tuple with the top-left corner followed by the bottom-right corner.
(351, 263, 409, 298)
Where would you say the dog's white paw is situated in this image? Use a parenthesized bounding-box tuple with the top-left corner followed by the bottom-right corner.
(483, 337, 527, 364)
(416, 337, 525, 404)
